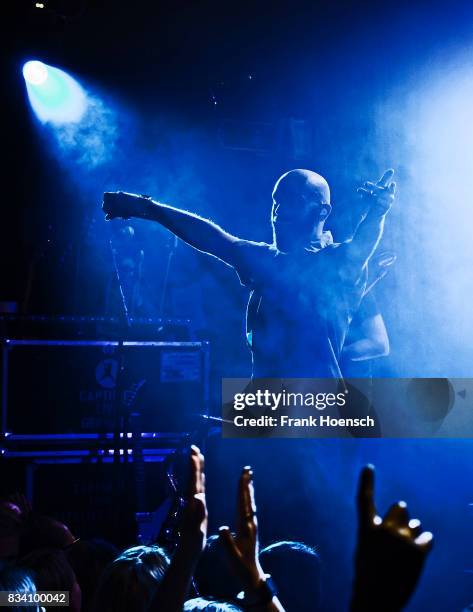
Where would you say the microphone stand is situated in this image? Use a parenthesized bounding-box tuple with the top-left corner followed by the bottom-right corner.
(159, 236, 178, 318)
(108, 236, 133, 541)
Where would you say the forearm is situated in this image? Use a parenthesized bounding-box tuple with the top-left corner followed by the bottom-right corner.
(132, 197, 238, 263)
(348, 209, 386, 268)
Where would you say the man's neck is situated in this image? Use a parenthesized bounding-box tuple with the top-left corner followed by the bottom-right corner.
(314, 221, 327, 239)
(274, 230, 333, 254)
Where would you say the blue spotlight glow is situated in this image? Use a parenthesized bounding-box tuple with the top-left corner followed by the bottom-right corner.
(22, 60, 87, 124)
(23, 60, 48, 85)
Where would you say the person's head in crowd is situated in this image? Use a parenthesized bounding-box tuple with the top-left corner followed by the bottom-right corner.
(66, 538, 119, 612)
(0, 565, 40, 612)
(91, 545, 170, 612)
(259, 540, 322, 611)
(0, 502, 23, 559)
(193, 534, 242, 602)
(18, 548, 81, 611)
(19, 514, 76, 556)
(184, 597, 243, 611)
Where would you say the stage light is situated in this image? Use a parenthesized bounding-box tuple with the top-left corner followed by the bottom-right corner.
(23, 60, 48, 85)
(22, 60, 87, 124)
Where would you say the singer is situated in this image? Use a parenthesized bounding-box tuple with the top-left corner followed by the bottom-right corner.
(102, 169, 395, 377)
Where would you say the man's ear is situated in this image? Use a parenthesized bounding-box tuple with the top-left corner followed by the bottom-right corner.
(319, 203, 332, 220)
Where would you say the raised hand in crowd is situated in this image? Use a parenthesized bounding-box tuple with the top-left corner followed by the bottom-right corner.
(219, 467, 285, 612)
(149, 445, 208, 612)
(351, 465, 433, 612)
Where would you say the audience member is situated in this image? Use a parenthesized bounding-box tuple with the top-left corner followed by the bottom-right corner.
(92, 545, 170, 612)
(351, 464, 433, 611)
(0, 451, 436, 611)
(184, 597, 243, 611)
(0, 565, 40, 612)
(0, 502, 22, 560)
(66, 538, 119, 612)
(194, 535, 242, 602)
(18, 548, 81, 612)
(259, 541, 321, 611)
(218, 467, 285, 612)
(19, 515, 76, 557)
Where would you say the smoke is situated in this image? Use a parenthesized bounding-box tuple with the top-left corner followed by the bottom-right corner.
(373, 48, 473, 376)
(51, 92, 118, 168)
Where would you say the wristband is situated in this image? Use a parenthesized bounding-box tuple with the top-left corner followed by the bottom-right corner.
(238, 575, 278, 608)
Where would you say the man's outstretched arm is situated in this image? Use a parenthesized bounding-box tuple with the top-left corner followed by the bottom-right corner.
(344, 169, 396, 270)
(102, 191, 241, 266)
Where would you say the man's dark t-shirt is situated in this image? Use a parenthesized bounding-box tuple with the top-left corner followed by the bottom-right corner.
(233, 233, 368, 378)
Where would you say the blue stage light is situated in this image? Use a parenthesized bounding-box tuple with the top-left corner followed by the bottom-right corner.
(22, 60, 87, 124)
(23, 60, 48, 85)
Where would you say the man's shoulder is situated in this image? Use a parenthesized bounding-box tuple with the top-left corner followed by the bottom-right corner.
(232, 240, 277, 288)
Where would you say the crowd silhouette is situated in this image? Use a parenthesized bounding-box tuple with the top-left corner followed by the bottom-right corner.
(0, 445, 439, 611)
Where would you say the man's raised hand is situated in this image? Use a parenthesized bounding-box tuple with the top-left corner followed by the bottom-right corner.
(357, 169, 396, 214)
(351, 465, 433, 611)
(102, 191, 153, 220)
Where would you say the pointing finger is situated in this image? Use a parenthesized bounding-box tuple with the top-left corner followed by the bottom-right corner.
(357, 465, 376, 531)
(377, 169, 395, 187)
(238, 466, 257, 531)
(240, 467, 255, 511)
(189, 445, 205, 497)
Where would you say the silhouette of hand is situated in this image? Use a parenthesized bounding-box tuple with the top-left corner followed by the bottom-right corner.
(102, 191, 152, 220)
(219, 467, 265, 590)
(148, 446, 207, 612)
(180, 445, 208, 558)
(351, 465, 433, 611)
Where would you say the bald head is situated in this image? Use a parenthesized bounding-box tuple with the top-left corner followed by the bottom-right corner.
(272, 169, 330, 207)
(271, 169, 332, 252)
